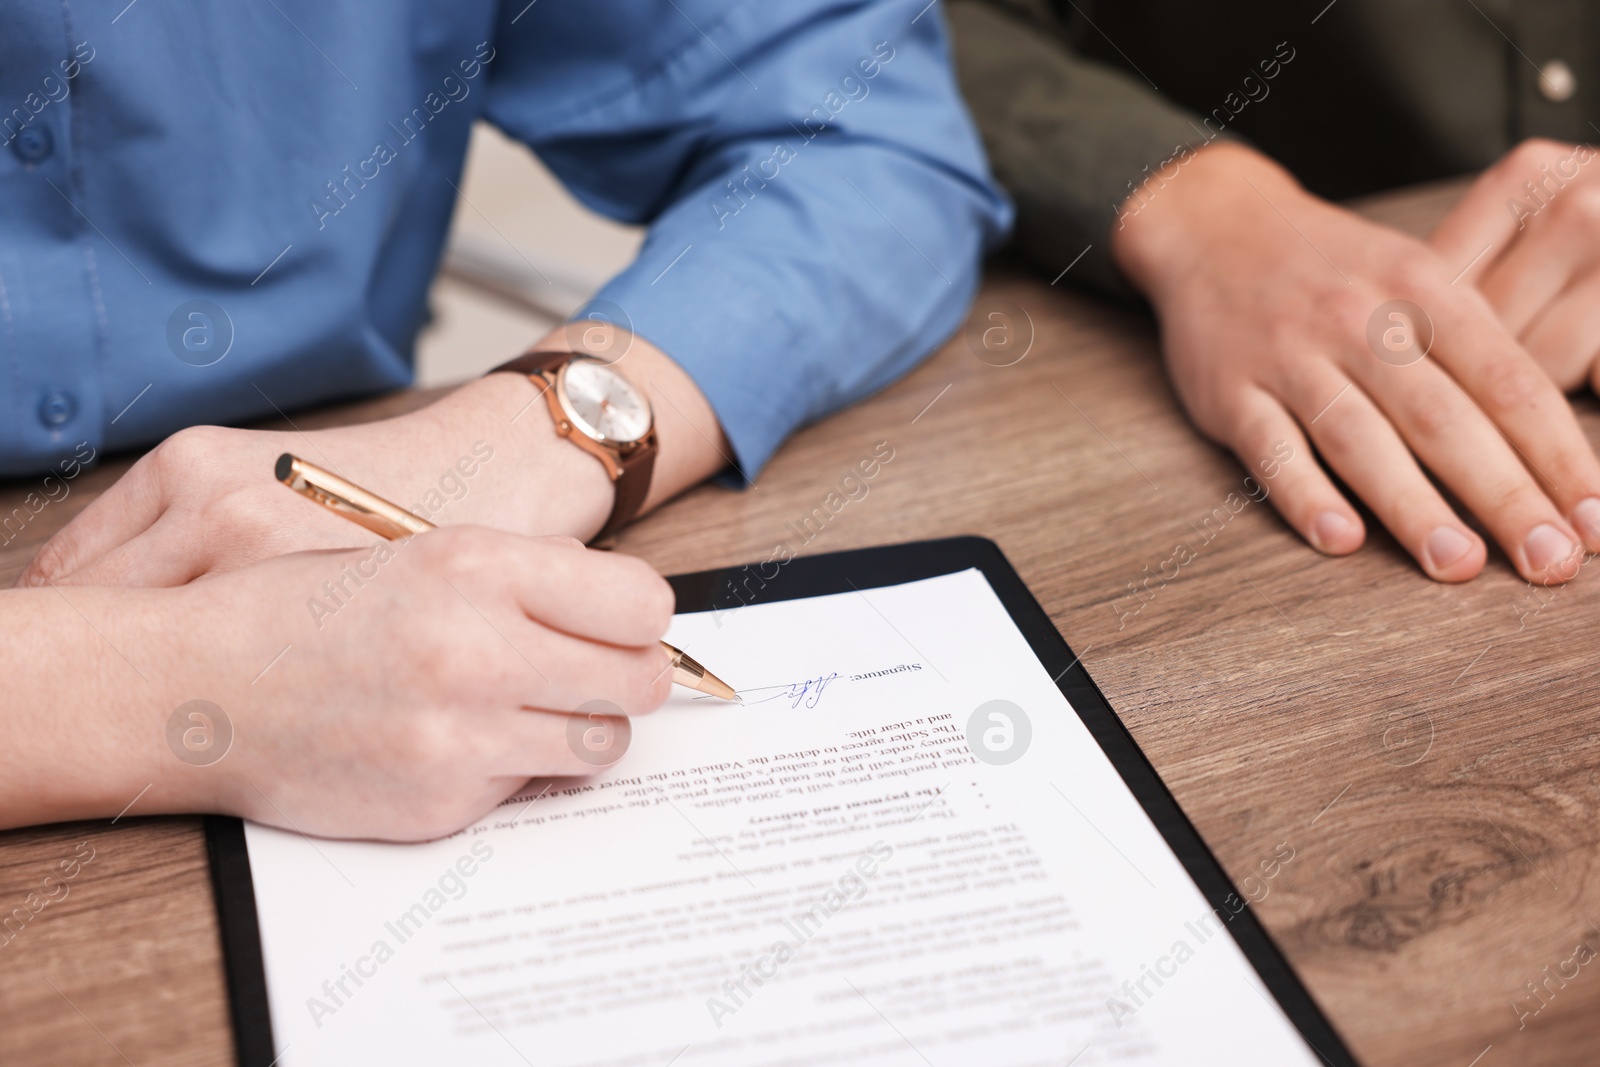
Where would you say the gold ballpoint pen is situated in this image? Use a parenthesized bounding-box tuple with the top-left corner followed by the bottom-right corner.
(275, 453, 740, 703)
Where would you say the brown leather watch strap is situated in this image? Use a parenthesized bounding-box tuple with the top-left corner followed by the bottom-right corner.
(487, 350, 657, 542)
(598, 442, 655, 541)
(490, 349, 573, 378)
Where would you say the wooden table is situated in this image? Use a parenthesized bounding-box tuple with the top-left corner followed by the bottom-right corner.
(3, 180, 1596, 1066)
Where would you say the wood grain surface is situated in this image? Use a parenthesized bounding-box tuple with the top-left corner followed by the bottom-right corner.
(3, 179, 1596, 1066)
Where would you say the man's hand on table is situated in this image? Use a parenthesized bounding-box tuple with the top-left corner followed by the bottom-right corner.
(1431, 139, 1600, 394)
(1111, 142, 1600, 584)
(17, 326, 728, 587)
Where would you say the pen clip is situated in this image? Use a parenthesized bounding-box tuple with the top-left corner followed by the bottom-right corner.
(275, 453, 430, 541)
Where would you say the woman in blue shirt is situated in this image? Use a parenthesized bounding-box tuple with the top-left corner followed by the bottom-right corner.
(0, 0, 1009, 839)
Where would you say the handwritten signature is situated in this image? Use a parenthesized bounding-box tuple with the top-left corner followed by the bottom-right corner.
(742, 672, 839, 710)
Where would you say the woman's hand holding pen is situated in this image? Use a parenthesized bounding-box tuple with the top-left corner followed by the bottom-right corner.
(213, 529, 673, 840)
(42, 528, 672, 840)
(0, 326, 742, 837)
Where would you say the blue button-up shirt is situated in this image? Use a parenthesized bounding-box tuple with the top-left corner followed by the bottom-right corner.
(0, 0, 1009, 479)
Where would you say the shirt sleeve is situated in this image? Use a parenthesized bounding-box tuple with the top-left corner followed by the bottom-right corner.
(946, 0, 1238, 298)
(482, 0, 1012, 482)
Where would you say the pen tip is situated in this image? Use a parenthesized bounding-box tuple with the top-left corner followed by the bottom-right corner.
(274, 453, 294, 484)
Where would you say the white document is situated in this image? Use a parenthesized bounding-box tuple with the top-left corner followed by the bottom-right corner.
(244, 569, 1321, 1065)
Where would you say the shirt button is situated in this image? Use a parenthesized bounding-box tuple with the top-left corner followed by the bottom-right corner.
(1539, 60, 1577, 103)
(11, 125, 54, 164)
(37, 390, 78, 428)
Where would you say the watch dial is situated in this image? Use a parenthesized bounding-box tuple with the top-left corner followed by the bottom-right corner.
(562, 360, 651, 442)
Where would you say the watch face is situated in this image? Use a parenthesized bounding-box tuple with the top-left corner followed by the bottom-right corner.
(559, 359, 652, 443)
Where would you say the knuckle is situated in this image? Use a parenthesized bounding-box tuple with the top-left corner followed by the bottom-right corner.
(1386, 248, 1444, 296)
(389, 711, 459, 778)
(1274, 360, 1327, 410)
(1185, 383, 1251, 448)
(1222, 404, 1278, 461)
(400, 617, 472, 684)
(626, 650, 675, 713)
(1405, 392, 1461, 439)
(641, 572, 676, 635)
(21, 537, 71, 585)
(1309, 402, 1362, 454)
(650, 659, 676, 707)
(155, 425, 227, 472)
(1323, 288, 1374, 338)
(1487, 478, 1544, 523)
(428, 525, 503, 576)
(609, 554, 675, 638)
(1480, 356, 1549, 413)
(1493, 139, 1567, 188)
(1567, 186, 1600, 228)
(1505, 138, 1560, 172)
(1169, 371, 1225, 438)
(1262, 307, 1310, 355)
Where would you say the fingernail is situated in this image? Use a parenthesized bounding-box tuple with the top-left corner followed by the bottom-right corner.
(1524, 523, 1576, 576)
(1311, 510, 1351, 551)
(1574, 498, 1600, 545)
(1424, 526, 1473, 571)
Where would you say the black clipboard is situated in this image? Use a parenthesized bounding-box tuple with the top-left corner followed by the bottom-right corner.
(206, 536, 1358, 1066)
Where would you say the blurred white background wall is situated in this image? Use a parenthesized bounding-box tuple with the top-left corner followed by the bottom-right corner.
(414, 122, 644, 386)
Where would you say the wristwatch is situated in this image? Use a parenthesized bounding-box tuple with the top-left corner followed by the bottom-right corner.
(490, 349, 657, 541)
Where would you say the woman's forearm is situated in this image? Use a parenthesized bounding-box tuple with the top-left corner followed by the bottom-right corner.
(0, 587, 185, 829)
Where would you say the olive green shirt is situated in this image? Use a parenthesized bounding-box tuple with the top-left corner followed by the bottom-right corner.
(949, 0, 1599, 295)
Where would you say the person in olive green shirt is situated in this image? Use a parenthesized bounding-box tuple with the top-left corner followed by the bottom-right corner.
(951, 0, 1600, 585)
